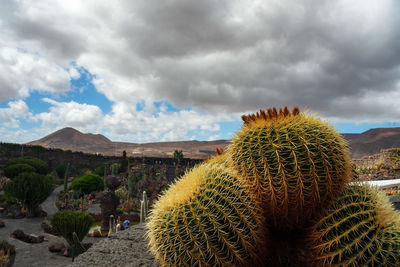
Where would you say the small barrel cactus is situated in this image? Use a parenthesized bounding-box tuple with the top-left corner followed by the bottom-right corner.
(147, 161, 267, 266)
(228, 107, 352, 230)
(308, 185, 400, 267)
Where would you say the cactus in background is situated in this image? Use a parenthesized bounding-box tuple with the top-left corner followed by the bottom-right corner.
(140, 191, 148, 223)
(308, 185, 400, 266)
(111, 164, 115, 175)
(147, 161, 267, 267)
(228, 107, 352, 230)
(127, 171, 135, 199)
(64, 162, 70, 192)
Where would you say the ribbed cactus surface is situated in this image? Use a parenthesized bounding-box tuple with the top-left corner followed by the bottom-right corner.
(308, 185, 400, 267)
(228, 107, 352, 230)
(147, 162, 266, 267)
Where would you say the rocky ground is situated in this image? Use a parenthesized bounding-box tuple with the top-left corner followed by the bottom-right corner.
(0, 216, 70, 267)
(0, 184, 102, 267)
(69, 223, 157, 267)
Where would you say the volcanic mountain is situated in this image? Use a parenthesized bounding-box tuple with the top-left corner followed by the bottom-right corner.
(27, 127, 400, 159)
(27, 127, 229, 158)
(343, 127, 400, 158)
(28, 127, 114, 154)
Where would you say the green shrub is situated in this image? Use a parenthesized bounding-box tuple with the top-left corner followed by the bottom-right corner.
(51, 210, 94, 260)
(71, 173, 104, 194)
(4, 163, 35, 179)
(0, 240, 15, 255)
(4, 172, 52, 217)
(5, 157, 48, 175)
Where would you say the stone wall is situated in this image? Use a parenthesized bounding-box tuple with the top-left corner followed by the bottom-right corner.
(0, 143, 201, 174)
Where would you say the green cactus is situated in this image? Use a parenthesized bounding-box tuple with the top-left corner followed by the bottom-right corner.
(308, 185, 400, 267)
(147, 160, 267, 267)
(51, 210, 94, 261)
(140, 190, 149, 223)
(64, 162, 70, 192)
(228, 107, 352, 230)
(72, 231, 87, 261)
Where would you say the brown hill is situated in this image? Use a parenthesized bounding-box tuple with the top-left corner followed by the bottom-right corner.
(26, 127, 400, 159)
(343, 128, 400, 158)
(28, 127, 115, 154)
(27, 127, 229, 159)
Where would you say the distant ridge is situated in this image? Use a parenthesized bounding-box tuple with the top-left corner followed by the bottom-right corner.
(26, 127, 400, 159)
(343, 127, 400, 158)
(27, 127, 229, 159)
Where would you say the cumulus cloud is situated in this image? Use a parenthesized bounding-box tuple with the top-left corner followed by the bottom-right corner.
(103, 102, 230, 142)
(0, 46, 72, 100)
(33, 98, 104, 133)
(1, 0, 400, 143)
(0, 100, 31, 128)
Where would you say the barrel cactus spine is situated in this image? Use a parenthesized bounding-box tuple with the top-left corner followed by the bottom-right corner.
(228, 106, 353, 231)
(307, 184, 400, 267)
(147, 161, 267, 266)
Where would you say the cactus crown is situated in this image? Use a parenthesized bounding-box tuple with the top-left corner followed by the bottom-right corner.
(229, 106, 352, 230)
(154, 164, 205, 211)
(241, 106, 300, 125)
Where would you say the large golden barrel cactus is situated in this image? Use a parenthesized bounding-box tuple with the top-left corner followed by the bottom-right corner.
(147, 160, 267, 266)
(228, 107, 352, 230)
(308, 185, 400, 266)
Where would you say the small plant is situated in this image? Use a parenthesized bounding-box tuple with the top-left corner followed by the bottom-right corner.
(71, 173, 104, 194)
(0, 249, 10, 267)
(4, 172, 52, 217)
(0, 240, 15, 255)
(115, 187, 129, 203)
(51, 210, 94, 261)
(355, 165, 374, 175)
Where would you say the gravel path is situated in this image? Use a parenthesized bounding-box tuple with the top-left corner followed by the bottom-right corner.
(41, 184, 68, 217)
(0, 215, 72, 267)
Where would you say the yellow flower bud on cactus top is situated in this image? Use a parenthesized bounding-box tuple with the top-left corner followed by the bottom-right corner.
(308, 185, 400, 267)
(146, 161, 267, 267)
(228, 107, 352, 231)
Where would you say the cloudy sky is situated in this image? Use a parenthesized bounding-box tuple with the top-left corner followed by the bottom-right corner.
(0, 0, 399, 144)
